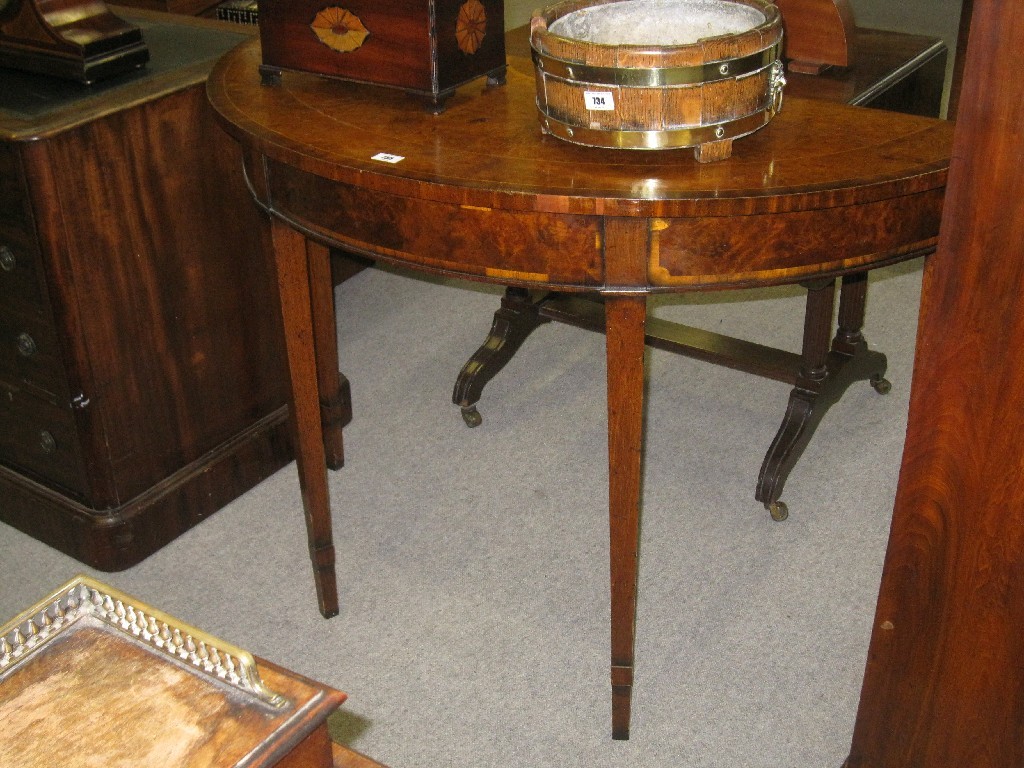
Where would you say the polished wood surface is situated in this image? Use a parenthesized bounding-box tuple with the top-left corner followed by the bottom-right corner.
(331, 743, 390, 768)
(0, 11, 292, 569)
(453, 24, 943, 444)
(0, 0, 149, 83)
(784, 27, 946, 117)
(947, 0, 972, 118)
(4, 641, 343, 767)
(211, 39, 948, 233)
(257, 0, 506, 109)
(0, 577, 352, 768)
(846, 0, 1024, 765)
(774, 0, 855, 72)
(113, 0, 222, 16)
(208, 30, 953, 739)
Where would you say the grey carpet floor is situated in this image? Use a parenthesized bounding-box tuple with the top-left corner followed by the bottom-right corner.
(0, 257, 924, 767)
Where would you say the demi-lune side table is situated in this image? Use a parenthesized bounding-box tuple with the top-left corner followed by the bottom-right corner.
(207, 32, 952, 739)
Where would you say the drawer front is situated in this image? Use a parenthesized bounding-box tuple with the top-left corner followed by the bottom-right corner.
(0, 309, 69, 399)
(0, 381, 86, 495)
(0, 145, 36, 242)
(0, 144, 48, 315)
(0, 236, 47, 314)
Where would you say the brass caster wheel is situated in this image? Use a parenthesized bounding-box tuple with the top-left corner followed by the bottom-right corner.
(871, 376, 892, 395)
(768, 500, 789, 522)
(461, 406, 483, 428)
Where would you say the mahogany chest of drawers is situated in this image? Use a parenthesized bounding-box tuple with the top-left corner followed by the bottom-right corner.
(0, 11, 291, 569)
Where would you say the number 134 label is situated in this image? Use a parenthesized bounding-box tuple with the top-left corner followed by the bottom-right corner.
(584, 91, 615, 111)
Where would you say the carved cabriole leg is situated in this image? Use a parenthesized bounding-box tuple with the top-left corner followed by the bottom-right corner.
(756, 273, 890, 519)
(452, 286, 551, 427)
(756, 278, 837, 521)
(270, 219, 339, 618)
(307, 240, 352, 470)
(605, 294, 646, 740)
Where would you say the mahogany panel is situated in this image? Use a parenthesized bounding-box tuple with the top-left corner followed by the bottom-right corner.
(256, 0, 505, 105)
(846, 0, 1024, 765)
(264, 161, 605, 288)
(0, 385, 86, 494)
(34, 84, 286, 505)
(0, 11, 292, 569)
(259, 1, 435, 91)
(0, 150, 46, 317)
(0, 307, 68, 399)
(947, 0, 973, 118)
(774, 0, 855, 70)
(649, 188, 945, 287)
(0, 416, 291, 570)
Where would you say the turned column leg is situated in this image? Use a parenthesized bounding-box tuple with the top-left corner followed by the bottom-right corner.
(270, 219, 339, 618)
(835, 272, 891, 394)
(800, 278, 837, 382)
(835, 272, 868, 350)
(307, 241, 352, 470)
(452, 286, 550, 427)
(605, 294, 646, 740)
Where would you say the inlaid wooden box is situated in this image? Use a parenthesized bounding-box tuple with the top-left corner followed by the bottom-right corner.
(257, 0, 507, 109)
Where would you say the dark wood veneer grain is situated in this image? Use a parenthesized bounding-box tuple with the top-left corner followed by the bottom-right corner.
(0, 11, 293, 569)
(845, 0, 1024, 764)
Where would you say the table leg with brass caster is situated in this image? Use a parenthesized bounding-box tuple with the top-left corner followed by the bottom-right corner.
(452, 286, 550, 427)
(756, 273, 890, 519)
(768, 500, 790, 522)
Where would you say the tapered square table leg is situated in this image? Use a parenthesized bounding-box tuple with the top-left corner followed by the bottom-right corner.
(270, 219, 339, 618)
(605, 294, 646, 740)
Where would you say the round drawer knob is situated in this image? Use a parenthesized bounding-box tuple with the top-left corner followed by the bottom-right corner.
(16, 332, 37, 357)
(0, 245, 14, 272)
(39, 430, 57, 455)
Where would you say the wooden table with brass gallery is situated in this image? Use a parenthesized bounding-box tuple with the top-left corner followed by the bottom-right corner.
(208, 0, 954, 740)
(0, 575, 386, 768)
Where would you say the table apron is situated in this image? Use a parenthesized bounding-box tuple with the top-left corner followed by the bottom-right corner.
(648, 187, 946, 287)
(261, 159, 604, 289)
(257, 159, 942, 292)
